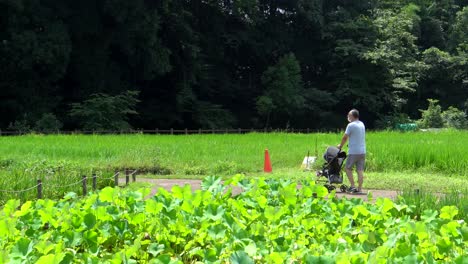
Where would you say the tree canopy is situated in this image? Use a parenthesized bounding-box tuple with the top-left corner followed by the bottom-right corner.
(1, 0, 467, 130)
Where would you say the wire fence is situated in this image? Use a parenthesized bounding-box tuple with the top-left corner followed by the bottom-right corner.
(0, 128, 338, 136)
(0, 183, 40, 193)
(0, 169, 139, 201)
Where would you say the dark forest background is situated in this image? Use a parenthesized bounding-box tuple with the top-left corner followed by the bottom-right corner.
(1, 0, 467, 131)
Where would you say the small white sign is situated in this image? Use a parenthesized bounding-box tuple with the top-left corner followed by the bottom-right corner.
(301, 156, 316, 170)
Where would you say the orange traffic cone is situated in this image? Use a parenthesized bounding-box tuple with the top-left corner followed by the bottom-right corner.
(264, 149, 272, 173)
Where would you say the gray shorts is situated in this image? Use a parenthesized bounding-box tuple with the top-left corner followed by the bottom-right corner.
(345, 154, 366, 171)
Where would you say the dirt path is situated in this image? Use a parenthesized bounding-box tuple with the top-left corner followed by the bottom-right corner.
(134, 178, 398, 201)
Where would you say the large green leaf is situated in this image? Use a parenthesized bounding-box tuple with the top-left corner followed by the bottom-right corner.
(440, 206, 459, 220)
(146, 199, 163, 215)
(264, 206, 286, 222)
(11, 237, 33, 258)
(207, 224, 226, 240)
(99, 187, 116, 203)
(83, 213, 96, 229)
(204, 204, 225, 221)
(148, 243, 165, 257)
(83, 231, 99, 254)
(230, 251, 254, 264)
(304, 255, 334, 264)
(14, 201, 32, 217)
(36, 253, 65, 264)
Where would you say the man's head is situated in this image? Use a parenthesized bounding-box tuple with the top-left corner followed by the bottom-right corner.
(347, 109, 359, 122)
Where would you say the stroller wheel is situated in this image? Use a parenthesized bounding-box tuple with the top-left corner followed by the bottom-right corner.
(340, 185, 347, 193)
(325, 184, 335, 192)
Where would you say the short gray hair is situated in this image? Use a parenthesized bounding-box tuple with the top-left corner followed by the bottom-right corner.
(350, 109, 359, 119)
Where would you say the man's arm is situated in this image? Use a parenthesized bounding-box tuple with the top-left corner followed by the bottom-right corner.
(338, 134, 348, 150)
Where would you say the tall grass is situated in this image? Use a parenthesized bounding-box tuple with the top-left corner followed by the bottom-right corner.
(0, 130, 466, 175)
(0, 130, 466, 201)
(397, 188, 468, 222)
(367, 130, 466, 175)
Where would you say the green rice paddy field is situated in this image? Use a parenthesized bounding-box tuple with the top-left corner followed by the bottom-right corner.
(0, 130, 466, 201)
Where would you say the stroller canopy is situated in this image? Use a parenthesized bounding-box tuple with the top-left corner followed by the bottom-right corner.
(323, 146, 346, 163)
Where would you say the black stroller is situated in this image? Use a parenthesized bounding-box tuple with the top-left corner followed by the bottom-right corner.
(316, 146, 348, 192)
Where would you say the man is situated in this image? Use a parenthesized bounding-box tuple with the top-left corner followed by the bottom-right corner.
(338, 109, 366, 193)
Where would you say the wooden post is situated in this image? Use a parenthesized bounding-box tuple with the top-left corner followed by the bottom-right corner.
(185, 128, 188, 135)
(132, 170, 136, 182)
(238, 128, 241, 134)
(307, 128, 310, 134)
(212, 128, 215, 134)
(114, 171, 119, 187)
(170, 128, 174, 135)
(156, 128, 159, 134)
(198, 128, 201, 134)
(82, 176, 87, 196)
(37, 179, 43, 199)
(125, 169, 130, 185)
(92, 173, 97, 191)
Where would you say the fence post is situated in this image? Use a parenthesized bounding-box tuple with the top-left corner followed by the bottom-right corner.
(82, 176, 87, 196)
(170, 128, 174, 135)
(37, 179, 42, 199)
(132, 170, 136, 182)
(92, 173, 97, 191)
(212, 128, 215, 134)
(156, 128, 159, 134)
(185, 128, 188, 135)
(238, 128, 241, 134)
(307, 128, 310, 134)
(114, 171, 119, 187)
(198, 128, 201, 134)
(125, 169, 130, 185)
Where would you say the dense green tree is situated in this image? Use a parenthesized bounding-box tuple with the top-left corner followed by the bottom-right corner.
(0, 0, 466, 131)
(0, 0, 71, 127)
(69, 91, 139, 131)
(449, 6, 468, 50)
(257, 53, 305, 127)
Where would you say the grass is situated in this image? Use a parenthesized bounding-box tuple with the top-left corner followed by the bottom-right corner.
(0, 130, 467, 174)
(0, 130, 466, 201)
(397, 187, 468, 222)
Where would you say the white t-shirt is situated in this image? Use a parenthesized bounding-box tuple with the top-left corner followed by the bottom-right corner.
(345, 120, 366, 155)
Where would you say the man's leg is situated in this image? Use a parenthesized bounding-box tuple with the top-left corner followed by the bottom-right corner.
(357, 170, 364, 192)
(345, 155, 356, 188)
(356, 155, 365, 192)
(346, 168, 355, 187)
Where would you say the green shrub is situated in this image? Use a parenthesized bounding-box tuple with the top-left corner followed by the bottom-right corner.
(34, 113, 63, 133)
(442, 106, 468, 129)
(7, 115, 32, 133)
(417, 99, 444, 128)
(375, 113, 414, 130)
